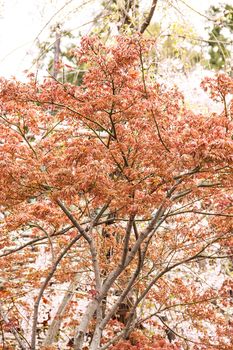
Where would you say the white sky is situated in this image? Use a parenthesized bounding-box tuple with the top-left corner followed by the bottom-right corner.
(0, 0, 232, 79)
(0, 0, 98, 78)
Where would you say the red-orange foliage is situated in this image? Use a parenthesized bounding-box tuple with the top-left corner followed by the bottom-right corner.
(0, 36, 233, 350)
(111, 332, 180, 350)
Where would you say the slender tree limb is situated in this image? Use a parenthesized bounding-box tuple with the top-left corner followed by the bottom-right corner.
(74, 205, 165, 349)
(43, 273, 81, 346)
(120, 215, 134, 266)
(31, 233, 82, 350)
(156, 314, 216, 347)
(138, 295, 222, 325)
(56, 199, 91, 243)
(168, 210, 233, 218)
(123, 234, 226, 338)
(140, 0, 158, 34)
(0, 225, 73, 258)
(95, 223, 143, 333)
(151, 109, 170, 153)
(0, 304, 28, 350)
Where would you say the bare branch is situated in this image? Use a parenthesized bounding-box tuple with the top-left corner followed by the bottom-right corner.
(140, 0, 158, 34)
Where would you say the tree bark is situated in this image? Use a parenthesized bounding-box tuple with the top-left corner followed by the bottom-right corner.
(74, 207, 165, 349)
(140, 0, 158, 33)
(43, 274, 81, 346)
(73, 299, 100, 350)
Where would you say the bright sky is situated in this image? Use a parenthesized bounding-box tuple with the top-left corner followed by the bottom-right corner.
(0, 0, 97, 78)
(0, 0, 232, 79)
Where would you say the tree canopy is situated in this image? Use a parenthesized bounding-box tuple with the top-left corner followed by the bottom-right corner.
(0, 35, 233, 350)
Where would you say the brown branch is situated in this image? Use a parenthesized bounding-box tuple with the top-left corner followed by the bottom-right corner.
(97, 223, 143, 331)
(140, 0, 158, 34)
(123, 234, 225, 337)
(151, 109, 170, 153)
(74, 206, 165, 349)
(53, 25, 61, 79)
(56, 199, 91, 243)
(141, 296, 223, 323)
(177, 0, 217, 22)
(168, 210, 233, 218)
(120, 215, 134, 266)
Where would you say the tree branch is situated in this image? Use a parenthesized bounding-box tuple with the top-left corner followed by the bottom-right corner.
(31, 233, 82, 350)
(56, 199, 91, 243)
(0, 225, 73, 258)
(140, 0, 158, 34)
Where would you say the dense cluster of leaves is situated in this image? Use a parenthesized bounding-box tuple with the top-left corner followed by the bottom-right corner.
(0, 35, 233, 350)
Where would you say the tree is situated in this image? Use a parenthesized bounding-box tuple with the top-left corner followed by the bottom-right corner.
(206, 3, 233, 70)
(33, 0, 161, 84)
(0, 35, 233, 350)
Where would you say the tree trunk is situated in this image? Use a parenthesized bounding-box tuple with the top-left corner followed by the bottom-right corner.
(73, 299, 99, 350)
(43, 274, 81, 346)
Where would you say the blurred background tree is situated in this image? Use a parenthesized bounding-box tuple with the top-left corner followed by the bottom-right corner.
(206, 3, 233, 71)
(31, 0, 233, 85)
